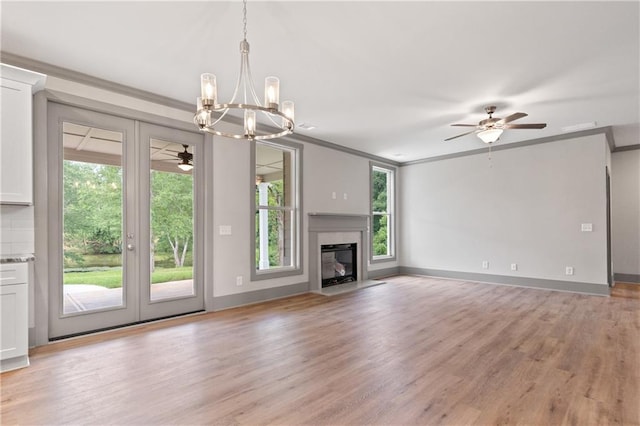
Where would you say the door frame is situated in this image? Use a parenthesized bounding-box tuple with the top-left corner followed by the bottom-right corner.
(44, 100, 206, 340)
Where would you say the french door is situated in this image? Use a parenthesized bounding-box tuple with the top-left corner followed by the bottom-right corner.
(48, 103, 204, 339)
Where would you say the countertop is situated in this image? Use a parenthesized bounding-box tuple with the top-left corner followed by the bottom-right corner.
(0, 254, 35, 263)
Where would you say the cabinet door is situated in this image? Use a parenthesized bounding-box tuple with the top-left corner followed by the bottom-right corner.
(1, 282, 28, 361)
(1, 78, 33, 204)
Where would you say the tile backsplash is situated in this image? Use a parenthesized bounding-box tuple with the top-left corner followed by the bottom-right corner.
(0, 205, 35, 255)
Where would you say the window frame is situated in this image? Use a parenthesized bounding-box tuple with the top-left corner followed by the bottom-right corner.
(370, 162, 396, 263)
(250, 139, 303, 281)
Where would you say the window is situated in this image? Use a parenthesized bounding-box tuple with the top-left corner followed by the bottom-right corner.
(252, 140, 301, 280)
(371, 164, 395, 261)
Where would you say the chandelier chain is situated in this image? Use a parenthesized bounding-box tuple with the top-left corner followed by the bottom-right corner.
(242, 0, 248, 40)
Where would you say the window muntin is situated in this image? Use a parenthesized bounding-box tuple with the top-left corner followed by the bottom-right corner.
(254, 142, 298, 273)
(371, 165, 394, 259)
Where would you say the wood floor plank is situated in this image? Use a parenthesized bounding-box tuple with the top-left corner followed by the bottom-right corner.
(1, 277, 638, 425)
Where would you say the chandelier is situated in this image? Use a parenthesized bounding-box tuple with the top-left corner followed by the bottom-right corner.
(194, 0, 294, 140)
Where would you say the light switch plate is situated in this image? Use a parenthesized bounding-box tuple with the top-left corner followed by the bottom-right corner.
(581, 223, 593, 232)
(219, 225, 232, 235)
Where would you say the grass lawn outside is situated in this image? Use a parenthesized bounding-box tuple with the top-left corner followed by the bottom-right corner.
(64, 266, 193, 289)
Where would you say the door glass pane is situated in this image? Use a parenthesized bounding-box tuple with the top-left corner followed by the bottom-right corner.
(62, 122, 124, 314)
(149, 140, 195, 301)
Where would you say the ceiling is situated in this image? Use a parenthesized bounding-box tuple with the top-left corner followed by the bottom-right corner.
(2, 1, 639, 162)
(63, 122, 194, 174)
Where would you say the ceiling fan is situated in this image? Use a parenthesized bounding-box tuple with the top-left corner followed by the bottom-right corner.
(445, 106, 547, 143)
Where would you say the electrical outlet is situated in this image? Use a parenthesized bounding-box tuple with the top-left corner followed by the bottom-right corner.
(482, 261, 489, 269)
(343, 193, 348, 200)
(565, 266, 574, 276)
(236, 276, 243, 286)
(511, 263, 518, 271)
(581, 223, 593, 232)
(331, 192, 336, 200)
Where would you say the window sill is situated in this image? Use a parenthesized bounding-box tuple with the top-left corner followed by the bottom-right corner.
(251, 266, 302, 281)
(370, 255, 396, 264)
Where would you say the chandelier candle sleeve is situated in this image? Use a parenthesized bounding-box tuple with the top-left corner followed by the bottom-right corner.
(196, 97, 211, 127)
(265, 77, 279, 108)
(200, 74, 217, 107)
(282, 101, 294, 128)
(245, 110, 256, 137)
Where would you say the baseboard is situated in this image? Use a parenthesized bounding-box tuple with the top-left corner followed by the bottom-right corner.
(211, 281, 310, 311)
(399, 267, 610, 296)
(614, 273, 640, 284)
(367, 267, 400, 280)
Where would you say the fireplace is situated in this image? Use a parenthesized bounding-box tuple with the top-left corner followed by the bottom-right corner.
(321, 243, 357, 287)
(308, 214, 369, 292)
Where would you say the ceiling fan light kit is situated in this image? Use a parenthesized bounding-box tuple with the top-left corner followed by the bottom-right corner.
(193, 0, 295, 141)
(477, 128, 504, 144)
(446, 105, 547, 144)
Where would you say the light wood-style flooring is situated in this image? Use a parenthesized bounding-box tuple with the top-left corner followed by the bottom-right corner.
(1, 276, 639, 425)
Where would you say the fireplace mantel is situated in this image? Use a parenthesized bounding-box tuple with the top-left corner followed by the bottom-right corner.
(308, 213, 370, 291)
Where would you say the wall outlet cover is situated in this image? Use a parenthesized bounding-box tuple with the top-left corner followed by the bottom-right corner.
(581, 223, 593, 232)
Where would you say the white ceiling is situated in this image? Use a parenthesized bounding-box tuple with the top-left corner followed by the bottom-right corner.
(2, 1, 639, 162)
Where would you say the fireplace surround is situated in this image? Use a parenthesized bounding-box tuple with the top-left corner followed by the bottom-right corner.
(308, 213, 369, 292)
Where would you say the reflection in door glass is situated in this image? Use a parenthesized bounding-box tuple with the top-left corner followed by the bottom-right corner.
(149, 140, 195, 301)
(62, 122, 124, 314)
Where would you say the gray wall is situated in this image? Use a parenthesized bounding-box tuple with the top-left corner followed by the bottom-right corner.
(400, 134, 610, 290)
(611, 149, 640, 280)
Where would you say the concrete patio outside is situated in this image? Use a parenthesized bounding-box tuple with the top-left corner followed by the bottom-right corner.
(63, 280, 194, 314)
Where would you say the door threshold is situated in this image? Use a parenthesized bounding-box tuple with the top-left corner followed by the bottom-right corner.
(48, 310, 206, 342)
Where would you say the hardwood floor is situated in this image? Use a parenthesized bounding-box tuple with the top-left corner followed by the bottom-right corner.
(2, 276, 638, 425)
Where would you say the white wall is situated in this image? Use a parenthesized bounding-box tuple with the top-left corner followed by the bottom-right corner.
(303, 143, 370, 215)
(611, 149, 640, 278)
(400, 134, 610, 288)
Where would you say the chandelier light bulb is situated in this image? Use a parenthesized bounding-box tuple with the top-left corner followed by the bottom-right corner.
(200, 73, 217, 107)
(282, 100, 294, 129)
(245, 110, 256, 137)
(265, 77, 279, 108)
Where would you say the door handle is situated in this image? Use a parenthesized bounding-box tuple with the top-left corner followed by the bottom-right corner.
(127, 244, 135, 251)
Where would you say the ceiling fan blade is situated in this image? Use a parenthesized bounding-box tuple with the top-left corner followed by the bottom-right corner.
(451, 124, 478, 127)
(445, 130, 477, 141)
(504, 123, 547, 129)
(497, 112, 528, 125)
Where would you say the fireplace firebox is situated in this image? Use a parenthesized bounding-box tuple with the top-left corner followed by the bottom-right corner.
(321, 243, 357, 287)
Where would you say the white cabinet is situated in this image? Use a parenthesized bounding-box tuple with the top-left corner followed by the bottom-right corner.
(0, 64, 46, 205)
(0, 262, 29, 372)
